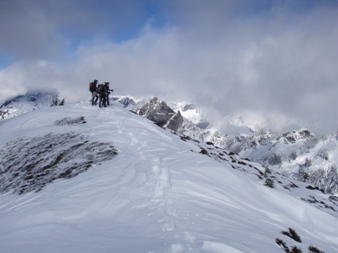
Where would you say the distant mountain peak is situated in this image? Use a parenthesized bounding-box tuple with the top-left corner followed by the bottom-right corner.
(132, 97, 184, 131)
(0, 90, 57, 121)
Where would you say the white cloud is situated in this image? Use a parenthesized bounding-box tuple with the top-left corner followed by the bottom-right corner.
(1, 1, 338, 134)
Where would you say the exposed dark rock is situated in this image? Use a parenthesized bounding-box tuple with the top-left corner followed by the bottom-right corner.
(308, 245, 325, 253)
(0, 132, 117, 194)
(166, 111, 184, 131)
(199, 148, 210, 156)
(54, 116, 87, 125)
(306, 185, 324, 193)
(136, 97, 183, 131)
(281, 228, 302, 243)
(0, 110, 9, 120)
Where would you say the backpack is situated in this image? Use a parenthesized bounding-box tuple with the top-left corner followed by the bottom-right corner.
(89, 82, 97, 92)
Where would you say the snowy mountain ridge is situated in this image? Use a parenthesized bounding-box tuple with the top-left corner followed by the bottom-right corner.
(2, 92, 338, 196)
(131, 97, 338, 195)
(0, 96, 338, 252)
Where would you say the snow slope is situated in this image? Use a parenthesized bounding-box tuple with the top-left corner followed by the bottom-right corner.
(0, 101, 337, 253)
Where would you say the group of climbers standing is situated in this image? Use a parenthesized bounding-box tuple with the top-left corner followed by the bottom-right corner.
(89, 80, 113, 108)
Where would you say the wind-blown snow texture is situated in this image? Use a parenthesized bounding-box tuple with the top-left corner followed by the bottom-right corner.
(0, 100, 338, 253)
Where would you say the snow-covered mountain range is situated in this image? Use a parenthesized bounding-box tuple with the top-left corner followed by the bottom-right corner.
(131, 97, 338, 196)
(0, 92, 338, 252)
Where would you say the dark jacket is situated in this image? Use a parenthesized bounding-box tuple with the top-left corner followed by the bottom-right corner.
(97, 85, 107, 96)
(90, 83, 97, 92)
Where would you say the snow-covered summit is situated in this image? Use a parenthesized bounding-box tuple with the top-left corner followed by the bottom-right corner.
(170, 102, 206, 126)
(0, 100, 337, 252)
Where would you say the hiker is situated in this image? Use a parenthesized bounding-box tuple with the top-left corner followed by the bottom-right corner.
(104, 82, 114, 106)
(97, 84, 107, 108)
(89, 79, 99, 106)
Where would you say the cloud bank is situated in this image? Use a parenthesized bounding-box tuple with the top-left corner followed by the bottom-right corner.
(1, 0, 338, 134)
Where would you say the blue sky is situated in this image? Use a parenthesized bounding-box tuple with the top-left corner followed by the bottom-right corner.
(1, 0, 338, 133)
(0, 0, 170, 67)
(1, 0, 327, 67)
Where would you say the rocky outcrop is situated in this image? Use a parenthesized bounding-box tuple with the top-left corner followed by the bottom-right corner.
(0, 132, 117, 194)
(134, 97, 184, 131)
(166, 110, 184, 132)
(0, 110, 9, 120)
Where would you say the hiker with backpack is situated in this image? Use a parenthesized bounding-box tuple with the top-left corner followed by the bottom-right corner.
(97, 83, 107, 108)
(89, 79, 99, 106)
(104, 82, 114, 106)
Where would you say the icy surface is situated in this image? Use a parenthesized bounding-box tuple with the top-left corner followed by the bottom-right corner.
(0, 101, 337, 253)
